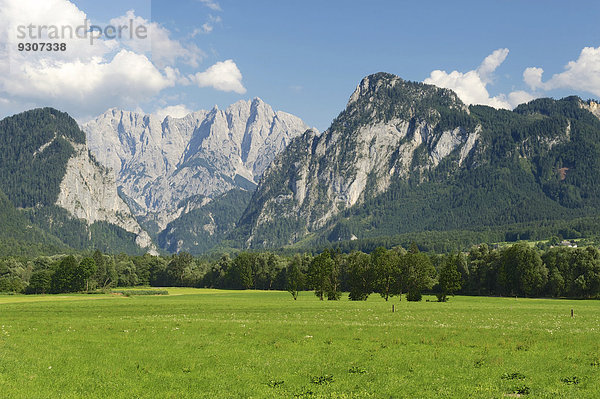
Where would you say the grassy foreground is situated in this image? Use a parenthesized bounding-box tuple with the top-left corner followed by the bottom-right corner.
(0, 289, 599, 398)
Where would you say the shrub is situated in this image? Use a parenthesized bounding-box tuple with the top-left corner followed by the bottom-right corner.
(111, 289, 168, 296)
(407, 290, 422, 302)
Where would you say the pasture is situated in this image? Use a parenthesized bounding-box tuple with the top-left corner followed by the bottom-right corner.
(0, 289, 599, 398)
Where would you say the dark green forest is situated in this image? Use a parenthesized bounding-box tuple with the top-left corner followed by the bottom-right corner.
(0, 107, 84, 208)
(2, 242, 599, 301)
(158, 189, 253, 254)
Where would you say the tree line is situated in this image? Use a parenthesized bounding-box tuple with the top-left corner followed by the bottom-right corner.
(0, 242, 599, 300)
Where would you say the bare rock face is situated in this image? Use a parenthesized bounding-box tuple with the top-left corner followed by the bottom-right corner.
(55, 143, 156, 253)
(580, 99, 600, 120)
(83, 99, 310, 230)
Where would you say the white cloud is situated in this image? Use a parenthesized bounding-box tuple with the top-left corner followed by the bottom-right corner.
(425, 49, 511, 108)
(154, 104, 193, 120)
(2, 50, 176, 117)
(110, 10, 204, 68)
(523, 67, 544, 91)
(191, 15, 222, 36)
(0, 1, 178, 117)
(477, 48, 509, 84)
(198, 0, 222, 11)
(524, 47, 600, 97)
(2, 0, 115, 61)
(0, 0, 245, 119)
(190, 59, 246, 94)
(424, 48, 535, 109)
(508, 90, 536, 107)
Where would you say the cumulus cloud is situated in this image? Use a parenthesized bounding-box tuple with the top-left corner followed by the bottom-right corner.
(524, 47, 600, 97)
(2, 0, 115, 61)
(523, 67, 544, 91)
(2, 50, 176, 117)
(153, 104, 193, 120)
(190, 59, 246, 94)
(477, 48, 509, 84)
(508, 90, 536, 107)
(424, 48, 517, 109)
(0, 1, 175, 117)
(425, 69, 512, 109)
(0, 0, 245, 119)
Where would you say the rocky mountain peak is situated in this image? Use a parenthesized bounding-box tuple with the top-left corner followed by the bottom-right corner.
(348, 72, 403, 105)
(83, 100, 311, 232)
(238, 74, 482, 248)
(332, 73, 470, 138)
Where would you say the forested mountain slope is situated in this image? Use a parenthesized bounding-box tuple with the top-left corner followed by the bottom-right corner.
(0, 108, 153, 255)
(236, 73, 600, 249)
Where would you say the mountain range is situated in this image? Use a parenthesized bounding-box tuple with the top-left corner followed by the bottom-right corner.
(2, 73, 600, 255)
(0, 100, 309, 255)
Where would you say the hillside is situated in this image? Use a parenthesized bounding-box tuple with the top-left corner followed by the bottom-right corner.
(158, 189, 253, 254)
(0, 108, 153, 255)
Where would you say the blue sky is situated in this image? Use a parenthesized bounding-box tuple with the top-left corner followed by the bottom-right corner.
(2, 0, 600, 129)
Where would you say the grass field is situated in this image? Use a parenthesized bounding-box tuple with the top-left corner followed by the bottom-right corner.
(1, 289, 599, 398)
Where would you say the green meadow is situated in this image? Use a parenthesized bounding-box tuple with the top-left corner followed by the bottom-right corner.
(1, 289, 599, 398)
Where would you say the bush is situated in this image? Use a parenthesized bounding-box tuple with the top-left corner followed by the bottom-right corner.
(406, 290, 422, 302)
(111, 289, 168, 297)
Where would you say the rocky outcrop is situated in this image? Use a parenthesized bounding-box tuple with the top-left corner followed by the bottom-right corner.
(581, 100, 600, 120)
(55, 143, 156, 252)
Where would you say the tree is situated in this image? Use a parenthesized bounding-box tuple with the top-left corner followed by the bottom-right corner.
(570, 247, 600, 298)
(76, 257, 97, 292)
(286, 255, 305, 300)
(202, 254, 230, 288)
(499, 243, 547, 296)
(166, 252, 193, 286)
(51, 255, 78, 293)
(308, 250, 336, 300)
(93, 251, 118, 289)
(327, 251, 342, 300)
(542, 247, 569, 292)
(402, 250, 436, 302)
(347, 251, 373, 301)
(372, 247, 401, 301)
(264, 253, 284, 290)
(547, 267, 565, 297)
(437, 254, 463, 302)
(227, 252, 255, 289)
(116, 259, 138, 287)
(467, 244, 492, 295)
(27, 269, 53, 294)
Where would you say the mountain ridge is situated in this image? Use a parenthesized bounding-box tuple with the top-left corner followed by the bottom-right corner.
(234, 73, 600, 250)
